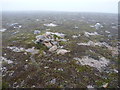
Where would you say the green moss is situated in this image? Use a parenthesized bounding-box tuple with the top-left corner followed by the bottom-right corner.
(46, 84, 61, 88)
(95, 80, 104, 87)
(2, 61, 9, 66)
(77, 66, 89, 72)
(59, 41, 68, 46)
(83, 77, 89, 82)
(108, 73, 118, 78)
(35, 43, 48, 51)
(2, 81, 9, 89)
(53, 34, 61, 40)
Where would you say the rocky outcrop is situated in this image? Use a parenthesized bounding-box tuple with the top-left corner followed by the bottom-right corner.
(35, 32, 70, 55)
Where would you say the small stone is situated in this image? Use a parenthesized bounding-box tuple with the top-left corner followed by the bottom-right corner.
(43, 51, 46, 55)
(25, 60, 28, 62)
(25, 47, 39, 55)
(50, 79, 56, 84)
(4, 53, 7, 56)
(56, 49, 70, 55)
(32, 85, 35, 88)
(102, 83, 108, 88)
(58, 68, 63, 71)
(113, 69, 118, 73)
(87, 85, 94, 88)
(72, 35, 78, 38)
(44, 66, 49, 69)
(60, 39, 67, 42)
(24, 52, 27, 55)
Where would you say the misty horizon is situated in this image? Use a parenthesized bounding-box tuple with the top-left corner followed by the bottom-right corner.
(1, 0, 119, 14)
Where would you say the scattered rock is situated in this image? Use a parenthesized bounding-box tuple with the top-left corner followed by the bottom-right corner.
(36, 35, 46, 41)
(111, 26, 117, 29)
(24, 52, 27, 55)
(36, 19, 39, 21)
(74, 25, 78, 29)
(73, 56, 109, 72)
(0, 28, 7, 32)
(72, 35, 78, 38)
(58, 68, 63, 71)
(7, 46, 39, 55)
(10, 23, 22, 29)
(113, 69, 118, 73)
(105, 31, 110, 34)
(84, 32, 99, 37)
(25, 60, 28, 62)
(87, 85, 94, 89)
(102, 83, 109, 88)
(59, 46, 64, 49)
(77, 41, 118, 55)
(12, 31, 19, 35)
(1, 67, 7, 74)
(1, 56, 13, 64)
(46, 29, 51, 31)
(45, 32, 65, 38)
(59, 39, 67, 42)
(34, 30, 41, 34)
(90, 25, 94, 28)
(25, 47, 39, 55)
(56, 49, 70, 55)
(77, 41, 101, 46)
(44, 23, 58, 27)
(4, 53, 7, 56)
(7, 46, 25, 52)
(44, 66, 49, 69)
(50, 79, 56, 84)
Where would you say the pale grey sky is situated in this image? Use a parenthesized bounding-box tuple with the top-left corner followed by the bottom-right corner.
(1, 0, 119, 13)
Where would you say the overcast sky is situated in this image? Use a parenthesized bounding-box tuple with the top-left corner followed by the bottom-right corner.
(1, 0, 119, 13)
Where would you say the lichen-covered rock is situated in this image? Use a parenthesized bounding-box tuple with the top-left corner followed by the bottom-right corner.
(56, 49, 70, 55)
(7, 46, 25, 52)
(36, 35, 46, 41)
(49, 45, 57, 52)
(34, 30, 41, 34)
(44, 42, 53, 48)
(102, 83, 109, 88)
(73, 56, 110, 72)
(25, 47, 39, 55)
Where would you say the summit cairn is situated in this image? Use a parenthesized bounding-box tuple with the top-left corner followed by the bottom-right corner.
(35, 32, 70, 55)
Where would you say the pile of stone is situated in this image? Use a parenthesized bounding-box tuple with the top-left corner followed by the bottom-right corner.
(94, 23, 103, 30)
(35, 32, 70, 55)
(0, 28, 7, 32)
(84, 32, 99, 37)
(44, 23, 58, 27)
(10, 23, 22, 29)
